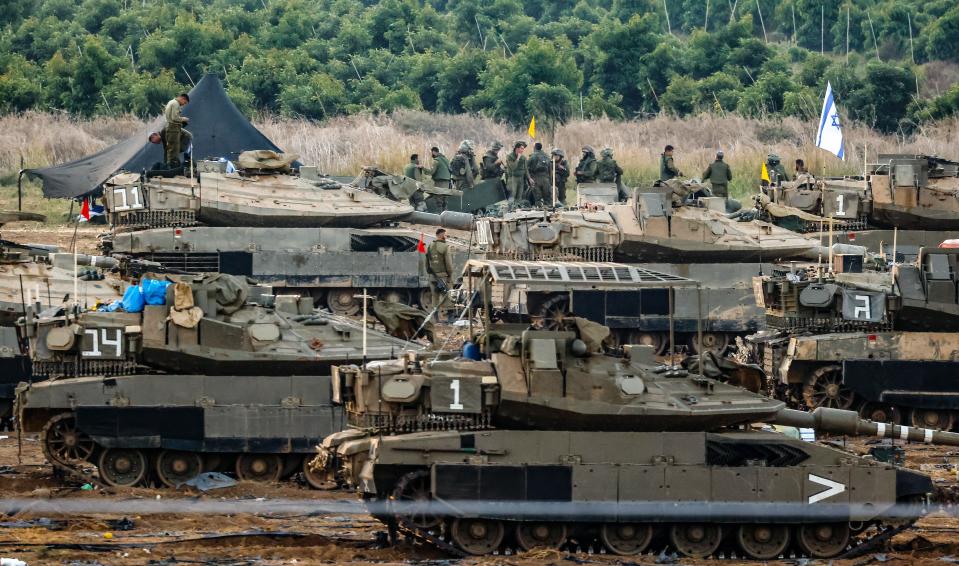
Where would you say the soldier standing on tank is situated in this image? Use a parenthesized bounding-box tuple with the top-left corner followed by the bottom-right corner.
(428, 146, 451, 189)
(403, 154, 428, 211)
(163, 93, 191, 168)
(795, 158, 808, 176)
(575, 145, 599, 183)
(660, 145, 681, 181)
(765, 154, 790, 184)
(426, 228, 454, 322)
(505, 141, 528, 204)
(449, 140, 478, 194)
(527, 142, 551, 206)
(597, 147, 626, 201)
(701, 150, 732, 198)
(551, 148, 570, 204)
(480, 141, 505, 180)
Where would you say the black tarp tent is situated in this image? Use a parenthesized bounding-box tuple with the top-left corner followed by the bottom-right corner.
(24, 74, 287, 199)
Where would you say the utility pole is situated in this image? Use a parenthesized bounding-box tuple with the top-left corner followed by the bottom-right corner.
(663, 0, 672, 35)
(846, 6, 850, 64)
(867, 10, 880, 61)
(756, 0, 767, 43)
(704, 0, 709, 30)
(821, 5, 824, 54)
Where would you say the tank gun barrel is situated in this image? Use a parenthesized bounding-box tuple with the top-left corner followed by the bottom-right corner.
(773, 407, 959, 446)
(49, 252, 119, 270)
(404, 210, 473, 231)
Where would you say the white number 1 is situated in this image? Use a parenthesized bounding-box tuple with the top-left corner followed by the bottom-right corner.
(449, 379, 464, 410)
(835, 194, 846, 216)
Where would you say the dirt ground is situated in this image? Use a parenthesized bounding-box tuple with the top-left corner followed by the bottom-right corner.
(2, 435, 959, 566)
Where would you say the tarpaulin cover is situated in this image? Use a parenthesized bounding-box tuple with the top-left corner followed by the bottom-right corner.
(24, 74, 287, 199)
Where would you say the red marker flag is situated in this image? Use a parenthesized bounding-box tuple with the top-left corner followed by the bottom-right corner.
(416, 233, 427, 254)
(80, 197, 91, 221)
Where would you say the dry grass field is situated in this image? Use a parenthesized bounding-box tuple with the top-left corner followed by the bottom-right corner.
(2, 110, 958, 222)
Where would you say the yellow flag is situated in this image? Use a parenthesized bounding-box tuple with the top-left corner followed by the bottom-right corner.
(528, 116, 536, 139)
(761, 161, 770, 183)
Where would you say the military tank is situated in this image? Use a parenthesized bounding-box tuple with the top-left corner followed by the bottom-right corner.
(316, 322, 951, 559)
(0, 211, 123, 423)
(99, 160, 476, 314)
(15, 273, 423, 488)
(749, 246, 959, 430)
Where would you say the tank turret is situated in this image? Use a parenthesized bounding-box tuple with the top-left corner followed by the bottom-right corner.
(315, 322, 951, 559)
(869, 154, 959, 229)
(16, 273, 424, 489)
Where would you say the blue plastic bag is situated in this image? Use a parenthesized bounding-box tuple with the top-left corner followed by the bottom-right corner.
(119, 285, 145, 313)
(140, 279, 171, 306)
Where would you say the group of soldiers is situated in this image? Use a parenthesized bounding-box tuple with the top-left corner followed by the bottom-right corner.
(404, 141, 628, 208)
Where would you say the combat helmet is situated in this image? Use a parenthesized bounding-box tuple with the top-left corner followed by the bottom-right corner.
(514, 140, 528, 149)
(582, 145, 595, 155)
(490, 141, 503, 151)
(600, 147, 613, 158)
(767, 153, 780, 164)
(550, 148, 565, 158)
(459, 140, 475, 153)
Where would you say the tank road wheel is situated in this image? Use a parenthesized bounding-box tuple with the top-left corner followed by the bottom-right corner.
(803, 365, 856, 410)
(687, 332, 731, 355)
(42, 413, 95, 466)
(98, 448, 148, 487)
(736, 524, 790, 560)
(417, 288, 433, 310)
(910, 409, 956, 431)
(302, 456, 337, 490)
(628, 332, 667, 355)
(535, 295, 571, 331)
(796, 523, 850, 558)
(391, 470, 441, 530)
(235, 453, 282, 483)
(600, 523, 654, 555)
(669, 524, 722, 558)
(515, 523, 567, 551)
(860, 402, 903, 425)
(379, 288, 411, 305)
(326, 288, 360, 316)
(451, 518, 505, 556)
(156, 450, 203, 488)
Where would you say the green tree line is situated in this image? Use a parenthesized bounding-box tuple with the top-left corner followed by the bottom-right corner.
(1, 0, 958, 134)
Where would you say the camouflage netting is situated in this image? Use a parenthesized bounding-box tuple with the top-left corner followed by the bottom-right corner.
(237, 150, 299, 172)
(371, 300, 434, 342)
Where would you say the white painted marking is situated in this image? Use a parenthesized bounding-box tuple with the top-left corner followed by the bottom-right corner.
(925, 428, 934, 444)
(808, 474, 846, 504)
(900, 426, 910, 441)
(876, 423, 886, 438)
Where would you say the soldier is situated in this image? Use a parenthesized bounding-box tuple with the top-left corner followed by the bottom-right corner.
(597, 147, 626, 201)
(505, 141, 528, 204)
(403, 154, 427, 211)
(480, 141, 505, 180)
(527, 142, 551, 206)
(701, 150, 733, 198)
(551, 148, 570, 204)
(660, 144, 681, 181)
(795, 158, 808, 176)
(575, 145, 599, 183)
(449, 140, 478, 193)
(163, 93, 191, 167)
(426, 228, 454, 321)
(765, 154, 790, 184)
(428, 146, 451, 189)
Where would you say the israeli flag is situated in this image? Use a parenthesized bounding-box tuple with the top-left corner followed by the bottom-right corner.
(816, 82, 844, 159)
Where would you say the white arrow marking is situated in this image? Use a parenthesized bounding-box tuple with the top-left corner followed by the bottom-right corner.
(808, 474, 846, 504)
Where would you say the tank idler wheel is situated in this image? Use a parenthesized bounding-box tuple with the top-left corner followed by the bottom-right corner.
(515, 522, 567, 551)
(98, 448, 148, 487)
(379, 289, 411, 305)
(669, 523, 722, 558)
(42, 413, 96, 466)
(688, 332, 731, 355)
(391, 470, 441, 530)
(450, 518, 505, 555)
(326, 288, 360, 316)
(859, 402, 903, 425)
(235, 453, 282, 482)
(417, 288, 433, 310)
(536, 296, 572, 331)
(302, 455, 337, 490)
(628, 332, 667, 356)
(910, 408, 956, 431)
(736, 524, 790, 560)
(600, 523, 653, 555)
(803, 365, 857, 410)
(796, 522, 850, 558)
(156, 450, 203, 487)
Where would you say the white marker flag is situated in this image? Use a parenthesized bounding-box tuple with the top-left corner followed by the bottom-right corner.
(816, 81, 844, 160)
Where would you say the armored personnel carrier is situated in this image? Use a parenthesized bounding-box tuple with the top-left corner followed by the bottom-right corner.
(99, 161, 476, 313)
(749, 246, 959, 428)
(317, 322, 951, 559)
(15, 273, 422, 488)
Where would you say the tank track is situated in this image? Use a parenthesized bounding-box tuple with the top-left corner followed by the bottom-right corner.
(386, 514, 917, 560)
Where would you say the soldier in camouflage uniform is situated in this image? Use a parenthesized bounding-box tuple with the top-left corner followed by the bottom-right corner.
(449, 140, 478, 193)
(597, 147, 626, 201)
(701, 150, 732, 198)
(428, 146, 451, 189)
(163, 94, 191, 167)
(426, 228, 454, 321)
(574, 145, 599, 183)
(551, 148, 570, 205)
(527, 142, 551, 206)
(402, 154, 428, 211)
(505, 141, 528, 204)
(660, 144, 681, 181)
(765, 154, 790, 184)
(480, 141, 505, 180)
